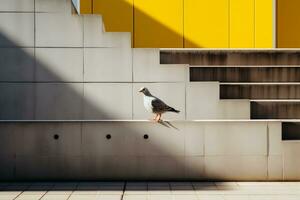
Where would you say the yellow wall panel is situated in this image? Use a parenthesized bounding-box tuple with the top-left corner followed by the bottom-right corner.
(80, 0, 92, 14)
(184, 0, 229, 48)
(277, 0, 300, 48)
(134, 0, 183, 48)
(93, 0, 133, 33)
(255, 0, 273, 48)
(230, 0, 255, 48)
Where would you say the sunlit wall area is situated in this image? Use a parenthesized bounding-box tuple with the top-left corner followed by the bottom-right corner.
(81, 0, 274, 48)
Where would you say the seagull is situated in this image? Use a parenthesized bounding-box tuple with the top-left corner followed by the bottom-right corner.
(139, 87, 180, 122)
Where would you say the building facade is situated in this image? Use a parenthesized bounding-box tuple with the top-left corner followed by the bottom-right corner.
(0, 0, 300, 181)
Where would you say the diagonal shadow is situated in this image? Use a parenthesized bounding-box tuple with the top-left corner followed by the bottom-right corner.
(92, 0, 201, 48)
(0, 29, 205, 182)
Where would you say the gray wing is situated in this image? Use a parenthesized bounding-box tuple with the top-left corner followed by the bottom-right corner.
(151, 97, 171, 113)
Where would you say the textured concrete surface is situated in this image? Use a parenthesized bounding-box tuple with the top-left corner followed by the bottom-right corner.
(0, 121, 292, 181)
(1, 182, 300, 200)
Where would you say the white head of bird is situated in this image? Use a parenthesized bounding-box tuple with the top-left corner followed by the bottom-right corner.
(139, 87, 151, 96)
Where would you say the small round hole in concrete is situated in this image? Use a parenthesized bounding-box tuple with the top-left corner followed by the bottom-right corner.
(143, 134, 149, 139)
(106, 134, 111, 140)
(53, 134, 59, 140)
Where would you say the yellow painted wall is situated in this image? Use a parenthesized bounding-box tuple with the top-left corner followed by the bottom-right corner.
(93, 0, 133, 33)
(184, 0, 229, 48)
(255, 0, 273, 48)
(230, 0, 255, 48)
(277, 0, 300, 48)
(80, 0, 92, 14)
(80, 0, 274, 48)
(134, 0, 183, 48)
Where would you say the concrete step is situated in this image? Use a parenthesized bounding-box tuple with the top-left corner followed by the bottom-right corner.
(220, 84, 300, 99)
(160, 49, 300, 66)
(251, 101, 300, 119)
(190, 67, 300, 82)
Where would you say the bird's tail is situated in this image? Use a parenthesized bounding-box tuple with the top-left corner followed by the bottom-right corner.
(169, 107, 180, 113)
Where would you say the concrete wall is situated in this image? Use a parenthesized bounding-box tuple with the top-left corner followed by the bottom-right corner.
(0, 0, 298, 181)
(0, 121, 293, 181)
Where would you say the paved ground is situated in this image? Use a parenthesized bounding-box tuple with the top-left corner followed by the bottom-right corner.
(1, 181, 300, 200)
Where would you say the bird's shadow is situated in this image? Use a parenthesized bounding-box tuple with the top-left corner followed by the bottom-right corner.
(157, 119, 179, 131)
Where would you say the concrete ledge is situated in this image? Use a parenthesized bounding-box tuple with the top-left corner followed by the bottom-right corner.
(0, 120, 292, 181)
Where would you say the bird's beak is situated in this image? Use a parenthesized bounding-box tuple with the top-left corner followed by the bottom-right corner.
(138, 89, 143, 92)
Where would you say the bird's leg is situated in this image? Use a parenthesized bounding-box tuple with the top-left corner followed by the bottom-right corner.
(153, 114, 158, 121)
(156, 114, 162, 122)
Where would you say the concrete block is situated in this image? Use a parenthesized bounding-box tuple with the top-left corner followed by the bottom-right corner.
(268, 155, 283, 181)
(81, 156, 139, 179)
(16, 123, 81, 156)
(82, 122, 137, 156)
(268, 122, 282, 155)
(185, 156, 205, 179)
(36, 13, 83, 47)
(0, 156, 15, 180)
(83, 83, 132, 119)
(0, 124, 20, 156)
(136, 156, 185, 180)
(35, 48, 83, 82)
(0, 0, 34, 11)
(35, 83, 83, 120)
(16, 155, 81, 180)
(205, 156, 268, 180)
(36, 0, 72, 13)
(133, 49, 186, 82)
(132, 122, 185, 156)
(186, 82, 250, 119)
(0, 83, 34, 120)
(133, 83, 185, 120)
(83, 15, 131, 48)
(0, 13, 34, 47)
(84, 48, 132, 82)
(204, 122, 268, 156)
(184, 122, 204, 156)
(283, 142, 300, 180)
(0, 48, 34, 81)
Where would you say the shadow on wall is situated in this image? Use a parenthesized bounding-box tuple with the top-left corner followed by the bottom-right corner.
(92, 0, 200, 48)
(0, 32, 205, 181)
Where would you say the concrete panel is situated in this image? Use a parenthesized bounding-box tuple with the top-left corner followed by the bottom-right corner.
(35, 48, 83, 82)
(36, 0, 72, 13)
(83, 15, 131, 48)
(185, 156, 205, 179)
(268, 155, 283, 181)
(0, 48, 34, 81)
(268, 122, 282, 155)
(36, 13, 83, 47)
(35, 83, 83, 120)
(81, 156, 139, 180)
(205, 156, 268, 180)
(186, 82, 250, 119)
(0, 0, 34, 11)
(184, 122, 204, 156)
(83, 83, 132, 119)
(0, 124, 19, 156)
(205, 122, 267, 156)
(0, 13, 34, 47)
(0, 156, 15, 180)
(132, 122, 185, 156)
(133, 49, 186, 82)
(16, 123, 81, 156)
(82, 122, 137, 156)
(16, 156, 81, 180)
(133, 83, 185, 120)
(283, 142, 300, 180)
(84, 48, 132, 82)
(0, 83, 34, 120)
(136, 156, 185, 179)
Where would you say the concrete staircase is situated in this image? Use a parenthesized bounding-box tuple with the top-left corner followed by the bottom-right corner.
(0, 0, 299, 181)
